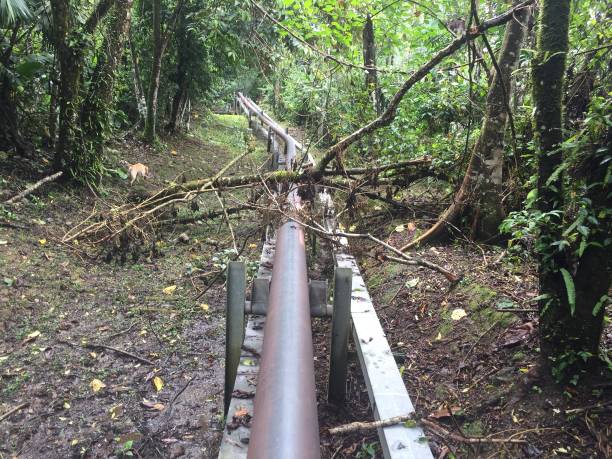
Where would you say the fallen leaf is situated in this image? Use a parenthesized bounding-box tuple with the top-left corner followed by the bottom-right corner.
(162, 285, 177, 295)
(405, 278, 420, 288)
(110, 404, 124, 419)
(71, 439, 79, 446)
(63, 401, 71, 409)
(429, 405, 462, 419)
(450, 308, 467, 321)
(90, 378, 106, 393)
(141, 399, 165, 411)
(3, 277, 14, 287)
(234, 407, 249, 418)
(248, 243, 257, 249)
(23, 330, 41, 344)
(200, 303, 209, 312)
(0, 240, 7, 245)
(395, 224, 405, 232)
(407, 222, 417, 231)
(152, 376, 164, 392)
(38, 239, 47, 246)
(170, 150, 178, 155)
(498, 322, 535, 348)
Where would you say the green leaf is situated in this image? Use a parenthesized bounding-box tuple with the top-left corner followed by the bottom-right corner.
(15, 54, 51, 80)
(405, 278, 419, 288)
(559, 268, 576, 316)
(592, 295, 608, 316)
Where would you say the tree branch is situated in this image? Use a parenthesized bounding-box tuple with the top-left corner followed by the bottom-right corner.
(314, 0, 535, 175)
(84, 0, 116, 34)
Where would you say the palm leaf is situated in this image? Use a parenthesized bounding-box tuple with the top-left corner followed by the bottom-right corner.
(0, 0, 32, 25)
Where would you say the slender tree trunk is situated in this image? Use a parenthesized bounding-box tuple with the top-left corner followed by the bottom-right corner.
(362, 14, 382, 115)
(168, 80, 187, 132)
(46, 66, 59, 149)
(129, 30, 147, 122)
(401, 1, 530, 250)
(533, 0, 608, 375)
(143, 0, 163, 143)
(472, 3, 531, 238)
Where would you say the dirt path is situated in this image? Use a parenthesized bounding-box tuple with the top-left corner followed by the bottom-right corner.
(0, 115, 265, 459)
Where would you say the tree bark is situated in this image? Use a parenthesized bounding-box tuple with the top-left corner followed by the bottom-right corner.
(533, 0, 608, 375)
(362, 14, 382, 115)
(128, 29, 147, 121)
(401, 0, 530, 250)
(143, 0, 163, 143)
(80, 0, 133, 158)
(472, 3, 531, 238)
(51, 0, 116, 177)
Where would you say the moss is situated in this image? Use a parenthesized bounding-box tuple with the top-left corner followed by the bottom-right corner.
(436, 281, 518, 338)
(462, 420, 485, 437)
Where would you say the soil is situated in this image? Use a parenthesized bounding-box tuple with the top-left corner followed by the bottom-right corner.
(0, 115, 266, 459)
(314, 202, 611, 458)
(2, 114, 610, 459)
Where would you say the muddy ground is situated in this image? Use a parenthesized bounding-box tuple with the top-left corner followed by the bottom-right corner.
(1, 114, 265, 459)
(2, 113, 610, 459)
(315, 196, 611, 458)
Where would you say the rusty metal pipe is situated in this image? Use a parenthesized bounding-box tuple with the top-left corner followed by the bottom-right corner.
(247, 221, 321, 459)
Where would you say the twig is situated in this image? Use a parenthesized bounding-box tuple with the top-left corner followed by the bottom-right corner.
(0, 403, 29, 422)
(83, 343, 155, 365)
(5, 171, 63, 205)
(104, 322, 136, 340)
(241, 344, 261, 358)
(565, 401, 612, 415)
(215, 190, 238, 254)
(58, 339, 154, 365)
(420, 418, 526, 444)
(329, 413, 415, 434)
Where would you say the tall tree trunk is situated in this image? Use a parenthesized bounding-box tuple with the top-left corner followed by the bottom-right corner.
(167, 79, 187, 132)
(362, 14, 382, 115)
(80, 0, 133, 151)
(143, 0, 163, 143)
(401, 1, 530, 250)
(129, 29, 147, 122)
(472, 3, 531, 238)
(533, 0, 608, 376)
(51, 0, 115, 177)
(46, 66, 59, 149)
(51, 0, 81, 173)
(0, 24, 31, 155)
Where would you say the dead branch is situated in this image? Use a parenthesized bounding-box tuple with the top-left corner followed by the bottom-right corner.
(328, 413, 527, 445)
(335, 231, 461, 283)
(58, 339, 154, 365)
(380, 254, 461, 283)
(83, 343, 155, 365)
(215, 190, 238, 253)
(0, 403, 29, 422)
(4, 171, 63, 205)
(328, 414, 415, 434)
